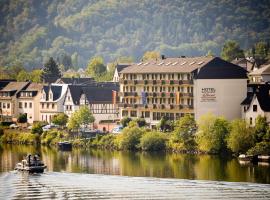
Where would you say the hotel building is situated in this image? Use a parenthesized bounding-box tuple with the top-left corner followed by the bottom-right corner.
(119, 56, 247, 127)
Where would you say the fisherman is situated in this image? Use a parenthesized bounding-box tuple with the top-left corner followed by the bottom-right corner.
(27, 154, 31, 166)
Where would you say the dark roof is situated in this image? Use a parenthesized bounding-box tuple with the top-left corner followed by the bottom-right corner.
(43, 76, 59, 84)
(241, 84, 270, 112)
(57, 77, 95, 85)
(0, 79, 16, 90)
(43, 85, 62, 101)
(82, 86, 119, 104)
(195, 57, 247, 79)
(116, 63, 132, 72)
(68, 85, 83, 105)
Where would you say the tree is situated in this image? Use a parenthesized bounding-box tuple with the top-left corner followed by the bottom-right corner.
(17, 70, 30, 81)
(171, 114, 197, 150)
(254, 115, 268, 143)
(136, 117, 146, 127)
(31, 122, 43, 135)
(254, 41, 269, 60)
(140, 131, 166, 151)
(196, 113, 229, 153)
(30, 69, 42, 83)
(120, 117, 132, 127)
(17, 113, 27, 123)
(67, 106, 95, 131)
(41, 57, 61, 82)
(142, 51, 160, 61)
(119, 126, 144, 150)
(221, 40, 244, 61)
(157, 117, 173, 132)
(52, 113, 68, 128)
(227, 119, 255, 154)
(86, 56, 106, 77)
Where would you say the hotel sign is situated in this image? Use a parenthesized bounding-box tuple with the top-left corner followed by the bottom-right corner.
(201, 88, 216, 102)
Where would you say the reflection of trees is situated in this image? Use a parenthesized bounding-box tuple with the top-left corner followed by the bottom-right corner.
(194, 155, 229, 181)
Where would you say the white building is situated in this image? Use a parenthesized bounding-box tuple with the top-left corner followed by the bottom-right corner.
(241, 84, 270, 126)
(40, 84, 68, 123)
(248, 64, 270, 84)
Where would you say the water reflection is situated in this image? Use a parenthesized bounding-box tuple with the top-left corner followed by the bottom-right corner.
(0, 144, 269, 184)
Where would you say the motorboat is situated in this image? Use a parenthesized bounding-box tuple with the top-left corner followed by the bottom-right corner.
(58, 141, 72, 151)
(15, 154, 47, 173)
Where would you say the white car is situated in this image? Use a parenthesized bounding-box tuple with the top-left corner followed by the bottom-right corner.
(9, 124, 18, 129)
(42, 125, 52, 132)
(112, 126, 123, 134)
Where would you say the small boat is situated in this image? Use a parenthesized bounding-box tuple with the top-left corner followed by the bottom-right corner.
(258, 155, 270, 163)
(15, 154, 47, 173)
(238, 154, 257, 162)
(58, 141, 72, 151)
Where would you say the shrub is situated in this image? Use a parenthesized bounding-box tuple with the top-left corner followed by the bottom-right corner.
(31, 122, 43, 135)
(0, 130, 39, 144)
(140, 131, 166, 151)
(17, 113, 27, 123)
(247, 141, 270, 155)
(0, 126, 4, 137)
(98, 134, 116, 149)
(136, 118, 146, 127)
(227, 119, 255, 153)
(41, 130, 68, 145)
(119, 126, 144, 150)
(121, 117, 132, 127)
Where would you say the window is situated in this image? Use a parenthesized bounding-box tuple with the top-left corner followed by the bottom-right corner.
(47, 103, 49, 108)
(42, 103, 44, 109)
(7, 103, 10, 109)
(52, 104, 55, 109)
(122, 110, 128, 117)
(0, 102, 1, 108)
(253, 105, 257, 112)
(250, 117, 252, 125)
(19, 102, 22, 108)
(24, 102, 27, 108)
(131, 111, 137, 117)
(29, 102, 32, 108)
(3, 103, 5, 108)
(145, 111, 150, 118)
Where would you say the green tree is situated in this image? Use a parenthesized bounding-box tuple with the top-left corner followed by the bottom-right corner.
(41, 57, 61, 82)
(120, 117, 132, 127)
(17, 70, 30, 81)
(157, 117, 173, 132)
(30, 69, 42, 83)
(254, 115, 268, 143)
(140, 131, 166, 151)
(119, 126, 144, 150)
(52, 113, 68, 128)
(227, 119, 255, 153)
(254, 41, 270, 61)
(171, 114, 197, 150)
(142, 51, 160, 61)
(67, 106, 95, 131)
(17, 113, 27, 123)
(86, 56, 106, 77)
(136, 117, 146, 127)
(196, 113, 229, 153)
(221, 40, 244, 61)
(31, 122, 43, 135)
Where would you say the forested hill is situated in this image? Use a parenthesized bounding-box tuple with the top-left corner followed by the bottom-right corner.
(0, 0, 270, 69)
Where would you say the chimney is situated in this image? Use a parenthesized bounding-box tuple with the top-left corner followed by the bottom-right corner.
(161, 55, 165, 60)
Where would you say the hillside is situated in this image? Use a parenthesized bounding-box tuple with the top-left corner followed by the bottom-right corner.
(0, 0, 270, 69)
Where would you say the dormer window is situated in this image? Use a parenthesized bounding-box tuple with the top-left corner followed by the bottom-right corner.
(253, 105, 257, 112)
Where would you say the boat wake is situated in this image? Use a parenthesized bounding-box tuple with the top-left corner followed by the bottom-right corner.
(0, 171, 270, 199)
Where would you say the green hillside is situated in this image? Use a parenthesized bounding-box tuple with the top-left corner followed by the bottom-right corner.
(0, 0, 270, 69)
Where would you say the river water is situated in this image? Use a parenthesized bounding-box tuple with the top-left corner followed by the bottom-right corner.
(0, 144, 270, 199)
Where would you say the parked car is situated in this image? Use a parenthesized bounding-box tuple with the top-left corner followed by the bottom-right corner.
(9, 124, 18, 129)
(112, 126, 123, 134)
(42, 125, 52, 132)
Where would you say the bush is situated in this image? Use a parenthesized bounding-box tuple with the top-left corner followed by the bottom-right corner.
(136, 118, 146, 127)
(1, 130, 39, 144)
(120, 117, 132, 127)
(31, 122, 43, 135)
(41, 130, 68, 145)
(98, 134, 116, 149)
(0, 126, 4, 137)
(140, 131, 166, 151)
(247, 141, 270, 155)
(227, 119, 255, 153)
(119, 126, 144, 150)
(17, 113, 27, 123)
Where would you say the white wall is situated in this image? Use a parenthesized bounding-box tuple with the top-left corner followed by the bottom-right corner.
(194, 79, 247, 121)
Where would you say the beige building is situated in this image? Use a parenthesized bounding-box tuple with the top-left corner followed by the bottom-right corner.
(119, 56, 247, 127)
(248, 64, 270, 84)
(0, 82, 30, 122)
(40, 84, 68, 123)
(17, 83, 43, 123)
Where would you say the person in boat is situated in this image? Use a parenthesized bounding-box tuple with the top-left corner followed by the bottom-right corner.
(27, 154, 31, 165)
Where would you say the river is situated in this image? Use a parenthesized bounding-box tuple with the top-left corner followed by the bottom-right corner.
(0, 144, 270, 199)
